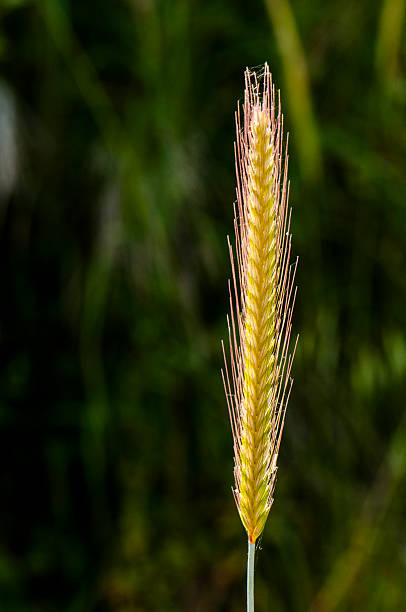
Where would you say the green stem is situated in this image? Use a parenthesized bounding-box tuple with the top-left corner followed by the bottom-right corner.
(247, 539, 255, 611)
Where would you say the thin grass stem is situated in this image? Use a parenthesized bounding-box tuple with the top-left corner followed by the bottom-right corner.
(247, 540, 255, 612)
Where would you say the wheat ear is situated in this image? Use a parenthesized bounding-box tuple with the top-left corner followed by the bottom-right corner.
(222, 63, 297, 610)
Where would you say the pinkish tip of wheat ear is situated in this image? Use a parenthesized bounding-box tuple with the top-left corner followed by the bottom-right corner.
(222, 63, 298, 544)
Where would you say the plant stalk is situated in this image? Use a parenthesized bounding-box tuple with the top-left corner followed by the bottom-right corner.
(247, 539, 255, 611)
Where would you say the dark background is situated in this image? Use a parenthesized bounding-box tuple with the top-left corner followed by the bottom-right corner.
(1, 0, 406, 610)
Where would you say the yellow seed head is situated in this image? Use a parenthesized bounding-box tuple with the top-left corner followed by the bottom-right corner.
(222, 64, 297, 543)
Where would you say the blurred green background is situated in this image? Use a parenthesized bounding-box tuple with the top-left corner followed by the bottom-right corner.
(1, 0, 406, 610)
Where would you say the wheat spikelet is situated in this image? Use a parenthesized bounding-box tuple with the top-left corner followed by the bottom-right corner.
(222, 63, 297, 544)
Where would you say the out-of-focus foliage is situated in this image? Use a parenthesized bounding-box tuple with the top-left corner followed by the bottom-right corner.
(1, 1, 406, 610)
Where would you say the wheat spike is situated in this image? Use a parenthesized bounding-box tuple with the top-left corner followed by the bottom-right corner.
(222, 63, 297, 545)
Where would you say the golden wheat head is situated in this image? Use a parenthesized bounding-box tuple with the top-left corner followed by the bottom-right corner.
(222, 63, 298, 544)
